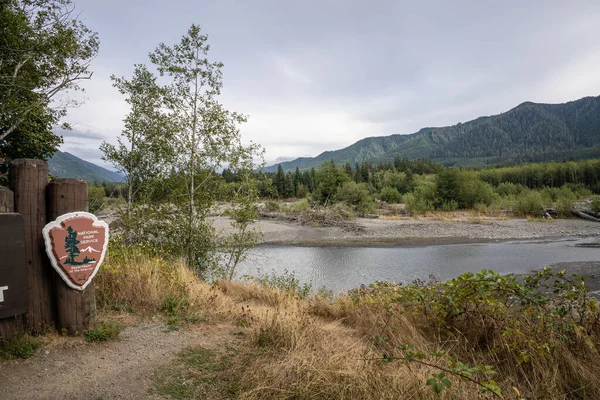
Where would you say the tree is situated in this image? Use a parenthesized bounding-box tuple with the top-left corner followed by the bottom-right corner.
(116, 24, 263, 276)
(100, 64, 173, 210)
(293, 166, 301, 196)
(0, 0, 99, 168)
(313, 161, 350, 205)
(274, 164, 285, 197)
(64, 226, 80, 265)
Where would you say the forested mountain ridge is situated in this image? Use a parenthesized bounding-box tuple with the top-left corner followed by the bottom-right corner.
(49, 151, 124, 182)
(265, 95, 600, 172)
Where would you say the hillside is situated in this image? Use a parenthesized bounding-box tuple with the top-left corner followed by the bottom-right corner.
(265, 95, 600, 171)
(48, 151, 123, 182)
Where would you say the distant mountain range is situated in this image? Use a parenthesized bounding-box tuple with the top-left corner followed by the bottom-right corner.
(265, 95, 600, 172)
(49, 151, 123, 182)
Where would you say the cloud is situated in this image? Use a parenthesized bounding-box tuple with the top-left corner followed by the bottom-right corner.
(54, 128, 106, 140)
(57, 0, 600, 167)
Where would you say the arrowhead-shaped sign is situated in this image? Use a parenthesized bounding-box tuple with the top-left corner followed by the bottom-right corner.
(42, 212, 109, 291)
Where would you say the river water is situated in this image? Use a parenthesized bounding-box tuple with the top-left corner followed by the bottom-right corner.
(237, 238, 600, 292)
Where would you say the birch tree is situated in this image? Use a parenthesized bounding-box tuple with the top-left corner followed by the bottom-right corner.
(145, 24, 262, 274)
(100, 64, 173, 210)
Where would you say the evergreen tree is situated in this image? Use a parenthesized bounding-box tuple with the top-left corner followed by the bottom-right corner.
(64, 226, 80, 265)
(293, 166, 301, 196)
(275, 164, 286, 197)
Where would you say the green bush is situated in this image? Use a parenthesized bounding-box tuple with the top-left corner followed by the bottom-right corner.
(404, 193, 435, 215)
(88, 185, 108, 213)
(439, 199, 459, 212)
(591, 196, 600, 213)
(84, 321, 124, 342)
(264, 200, 280, 212)
(494, 182, 523, 197)
(379, 186, 402, 203)
(0, 334, 41, 360)
(290, 198, 311, 213)
(249, 269, 311, 298)
(514, 190, 544, 217)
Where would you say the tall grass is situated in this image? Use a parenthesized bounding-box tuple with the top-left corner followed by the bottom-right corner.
(97, 248, 600, 399)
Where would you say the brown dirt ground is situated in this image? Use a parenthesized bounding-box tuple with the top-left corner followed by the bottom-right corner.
(0, 321, 237, 400)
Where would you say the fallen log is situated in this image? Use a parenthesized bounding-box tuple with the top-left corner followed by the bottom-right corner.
(572, 209, 600, 222)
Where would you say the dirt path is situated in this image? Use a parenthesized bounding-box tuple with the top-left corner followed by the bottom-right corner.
(0, 322, 236, 400)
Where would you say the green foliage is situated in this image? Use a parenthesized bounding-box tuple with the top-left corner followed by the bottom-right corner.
(336, 181, 375, 213)
(161, 294, 190, 317)
(88, 185, 107, 213)
(379, 186, 402, 203)
(84, 321, 124, 342)
(361, 267, 600, 398)
(0, 334, 41, 360)
(246, 269, 312, 298)
(264, 200, 280, 212)
(152, 345, 244, 399)
(313, 161, 350, 205)
(514, 190, 544, 217)
(592, 196, 600, 213)
(1, 0, 99, 170)
(435, 169, 494, 209)
(101, 25, 263, 278)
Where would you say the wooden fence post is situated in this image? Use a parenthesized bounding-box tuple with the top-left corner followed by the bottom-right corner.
(9, 159, 54, 333)
(0, 186, 14, 212)
(47, 178, 95, 335)
(0, 186, 26, 339)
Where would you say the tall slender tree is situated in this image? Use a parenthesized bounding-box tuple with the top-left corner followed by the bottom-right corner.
(101, 64, 173, 209)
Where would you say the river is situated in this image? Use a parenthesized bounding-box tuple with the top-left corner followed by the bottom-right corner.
(237, 238, 600, 292)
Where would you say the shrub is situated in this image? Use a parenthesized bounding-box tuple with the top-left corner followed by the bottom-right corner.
(379, 186, 402, 203)
(404, 193, 435, 215)
(0, 334, 41, 360)
(439, 199, 459, 212)
(264, 200, 280, 212)
(514, 190, 544, 217)
(250, 269, 311, 298)
(555, 188, 575, 218)
(84, 321, 124, 342)
(592, 196, 600, 213)
(494, 182, 523, 197)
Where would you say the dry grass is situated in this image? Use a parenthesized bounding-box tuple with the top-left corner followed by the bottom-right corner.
(96, 249, 600, 399)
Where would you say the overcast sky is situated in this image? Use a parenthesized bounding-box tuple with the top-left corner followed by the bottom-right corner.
(59, 0, 600, 169)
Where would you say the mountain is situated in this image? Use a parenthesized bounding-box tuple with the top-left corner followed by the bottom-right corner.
(48, 151, 124, 182)
(265, 95, 600, 172)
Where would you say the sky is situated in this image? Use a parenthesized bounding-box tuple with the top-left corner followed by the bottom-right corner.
(58, 0, 600, 169)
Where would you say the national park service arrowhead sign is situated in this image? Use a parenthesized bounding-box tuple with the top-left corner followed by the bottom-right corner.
(43, 212, 109, 291)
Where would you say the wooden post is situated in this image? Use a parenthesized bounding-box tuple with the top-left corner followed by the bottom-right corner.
(0, 186, 26, 339)
(47, 178, 95, 335)
(0, 186, 14, 213)
(9, 159, 54, 332)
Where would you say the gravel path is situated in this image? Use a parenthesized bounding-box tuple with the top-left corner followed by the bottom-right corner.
(0, 322, 235, 400)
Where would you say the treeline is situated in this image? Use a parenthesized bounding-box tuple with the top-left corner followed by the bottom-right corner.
(220, 157, 600, 217)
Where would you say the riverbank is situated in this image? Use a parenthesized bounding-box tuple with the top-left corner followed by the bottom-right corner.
(212, 215, 600, 246)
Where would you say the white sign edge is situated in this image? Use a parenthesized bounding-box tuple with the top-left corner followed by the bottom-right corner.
(42, 211, 109, 291)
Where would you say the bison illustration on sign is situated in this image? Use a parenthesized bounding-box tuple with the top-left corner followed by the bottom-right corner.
(43, 212, 109, 291)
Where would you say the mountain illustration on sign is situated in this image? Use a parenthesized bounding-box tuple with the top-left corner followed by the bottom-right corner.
(63, 226, 97, 265)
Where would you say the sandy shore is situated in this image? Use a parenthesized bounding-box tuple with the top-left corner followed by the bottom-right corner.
(211, 216, 600, 246)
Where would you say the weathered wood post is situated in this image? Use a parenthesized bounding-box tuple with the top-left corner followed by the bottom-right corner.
(0, 186, 27, 339)
(47, 178, 96, 335)
(0, 186, 14, 212)
(9, 159, 54, 332)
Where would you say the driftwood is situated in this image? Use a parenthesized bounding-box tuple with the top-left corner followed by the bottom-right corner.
(259, 209, 364, 233)
(572, 209, 600, 223)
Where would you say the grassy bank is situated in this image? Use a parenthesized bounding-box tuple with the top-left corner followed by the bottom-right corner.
(89, 244, 600, 399)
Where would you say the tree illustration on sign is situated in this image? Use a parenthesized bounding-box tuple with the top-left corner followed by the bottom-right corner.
(64, 226, 81, 265)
